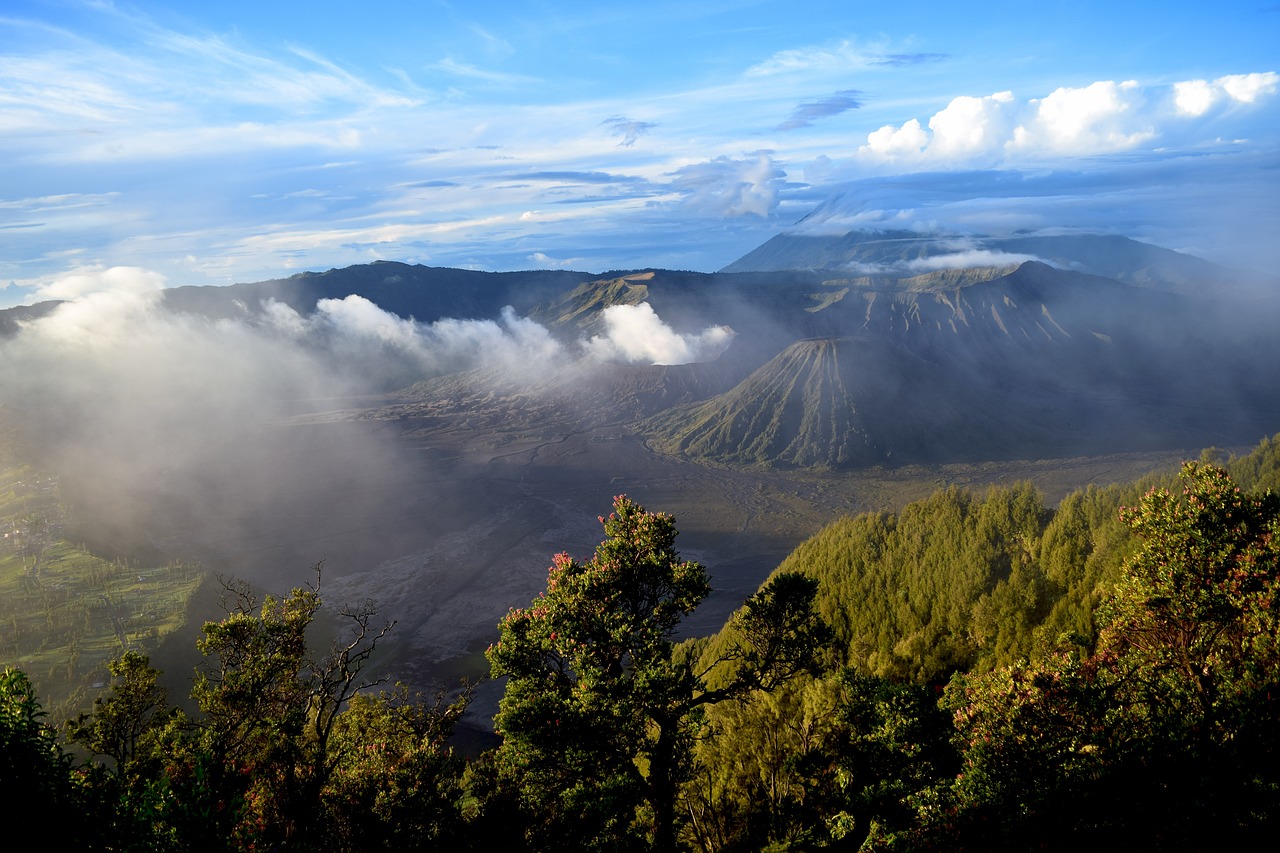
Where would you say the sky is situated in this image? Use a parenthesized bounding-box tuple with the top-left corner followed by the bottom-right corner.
(1, 0, 1278, 307)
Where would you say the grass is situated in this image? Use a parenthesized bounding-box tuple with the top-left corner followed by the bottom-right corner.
(0, 444, 205, 722)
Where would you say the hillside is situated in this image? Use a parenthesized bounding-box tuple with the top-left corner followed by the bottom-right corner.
(644, 336, 1030, 468)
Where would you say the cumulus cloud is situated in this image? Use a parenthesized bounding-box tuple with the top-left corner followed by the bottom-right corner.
(1010, 80, 1153, 154)
(864, 119, 929, 158)
(585, 303, 735, 366)
(929, 91, 1017, 157)
(857, 75, 1277, 166)
(1175, 71, 1280, 116)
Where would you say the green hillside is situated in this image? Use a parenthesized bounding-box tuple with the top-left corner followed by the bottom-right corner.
(739, 435, 1280, 682)
(681, 433, 1280, 850)
(0, 416, 204, 721)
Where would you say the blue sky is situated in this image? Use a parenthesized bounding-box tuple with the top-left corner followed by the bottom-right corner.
(1, 0, 1277, 306)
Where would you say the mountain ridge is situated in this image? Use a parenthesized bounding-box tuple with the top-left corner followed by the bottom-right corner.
(3, 232, 1277, 472)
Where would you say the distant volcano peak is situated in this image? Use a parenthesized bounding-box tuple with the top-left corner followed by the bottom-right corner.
(720, 228, 1258, 297)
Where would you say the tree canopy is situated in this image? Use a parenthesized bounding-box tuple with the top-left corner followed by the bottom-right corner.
(486, 495, 831, 852)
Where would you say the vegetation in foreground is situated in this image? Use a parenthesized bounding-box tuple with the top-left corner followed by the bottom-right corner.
(3, 435, 1280, 850)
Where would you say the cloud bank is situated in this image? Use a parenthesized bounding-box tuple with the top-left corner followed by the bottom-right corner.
(856, 75, 1279, 166)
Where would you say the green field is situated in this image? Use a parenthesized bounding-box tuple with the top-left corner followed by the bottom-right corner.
(0, 440, 204, 722)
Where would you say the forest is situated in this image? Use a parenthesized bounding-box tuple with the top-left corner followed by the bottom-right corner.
(4, 434, 1280, 851)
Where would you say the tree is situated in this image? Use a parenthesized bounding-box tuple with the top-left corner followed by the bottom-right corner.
(1, 668, 92, 845)
(51, 567, 474, 852)
(190, 566, 395, 849)
(827, 670, 957, 849)
(486, 495, 831, 852)
(321, 682, 473, 850)
(1104, 462, 1280, 747)
(684, 675, 846, 851)
(68, 651, 175, 770)
(935, 462, 1280, 849)
(66, 652, 183, 850)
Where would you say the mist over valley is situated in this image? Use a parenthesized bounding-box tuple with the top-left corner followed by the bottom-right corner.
(3, 227, 1277, 740)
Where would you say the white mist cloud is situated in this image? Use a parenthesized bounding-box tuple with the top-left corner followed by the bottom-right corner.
(746, 39, 878, 77)
(585, 302, 735, 366)
(33, 265, 167, 302)
(0, 283, 738, 550)
(528, 252, 585, 268)
(260, 296, 566, 382)
(901, 248, 1041, 273)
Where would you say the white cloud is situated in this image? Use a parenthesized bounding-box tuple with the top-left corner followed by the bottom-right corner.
(586, 302, 735, 365)
(262, 296, 565, 381)
(33, 265, 167, 302)
(1175, 72, 1280, 116)
(316, 294, 423, 349)
(1009, 80, 1153, 154)
(1174, 79, 1217, 117)
(1219, 71, 1280, 103)
(746, 39, 876, 77)
(929, 91, 1016, 158)
(528, 252, 585, 268)
(431, 57, 540, 86)
(855, 75, 1280, 167)
(864, 118, 929, 158)
(669, 153, 785, 218)
(902, 248, 1040, 272)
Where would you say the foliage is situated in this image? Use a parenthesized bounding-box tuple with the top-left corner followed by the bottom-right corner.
(67, 650, 176, 769)
(5, 566, 473, 852)
(0, 667, 93, 843)
(932, 461, 1280, 849)
(684, 675, 845, 851)
(186, 568, 402, 848)
(321, 683, 473, 850)
(826, 671, 957, 849)
(768, 474, 1170, 684)
(7, 434, 1280, 850)
(487, 495, 831, 853)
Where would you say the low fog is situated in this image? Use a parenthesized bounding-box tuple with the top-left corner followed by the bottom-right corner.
(0, 268, 735, 588)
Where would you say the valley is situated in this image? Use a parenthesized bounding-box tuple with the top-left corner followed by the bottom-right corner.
(2, 228, 1277, 737)
(228, 398, 1200, 738)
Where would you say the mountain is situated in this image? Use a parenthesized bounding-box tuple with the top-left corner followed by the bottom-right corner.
(158, 261, 597, 322)
(719, 229, 1267, 297)
(3, 233, 1277, 473)
(640, 255, 1280, 467)
(643, 336, 1030, 468)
